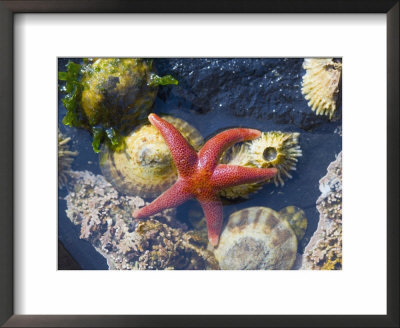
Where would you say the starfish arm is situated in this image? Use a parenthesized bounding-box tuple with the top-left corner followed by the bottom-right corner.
(198, 128, 261, 171)
(148, 113, 198, 177)
(210, 164, 278, 189)
(198, 194, 224, 247)
(132, 180, 193, 219)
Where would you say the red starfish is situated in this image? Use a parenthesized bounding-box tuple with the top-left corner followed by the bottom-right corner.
(132, 114, 277, 246)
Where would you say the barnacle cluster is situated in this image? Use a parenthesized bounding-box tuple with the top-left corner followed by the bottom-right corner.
(100, 116, 203, 198)
(219, 131, 302, 199)
(58, 129, 78, 188)
(65, 170, 218, 270)
(301, 152, 342, 270)
(301, 58, 342, 119)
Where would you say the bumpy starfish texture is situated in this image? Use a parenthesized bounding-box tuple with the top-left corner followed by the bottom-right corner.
(132, 114, 277, 246)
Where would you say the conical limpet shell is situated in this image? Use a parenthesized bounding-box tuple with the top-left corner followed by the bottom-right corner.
(212, 207, 297, 270)
(219, 131, 302, 198)
(301, 58, 342, 119)
(279, 206, 307, 241)
(100, 116, 204, 198)
(247, 131, 302, 186)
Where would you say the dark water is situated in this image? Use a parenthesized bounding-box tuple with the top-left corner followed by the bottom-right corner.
(58, 58, 342, 270)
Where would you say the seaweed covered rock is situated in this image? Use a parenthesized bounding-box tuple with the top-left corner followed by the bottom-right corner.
(301, 152, 342, 270)
(80, 59, 158, 130)
(155, 58, 336, 130)
(65, 170, 218, 270)
(59, 58, 177, 152)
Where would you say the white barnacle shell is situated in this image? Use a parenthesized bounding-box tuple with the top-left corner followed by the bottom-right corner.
(301, 58, 342, 119)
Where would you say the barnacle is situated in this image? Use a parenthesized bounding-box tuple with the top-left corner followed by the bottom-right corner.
(247, 131, 302, 186)
(301, 58, 342, 119)
(219, 131, 302, 198)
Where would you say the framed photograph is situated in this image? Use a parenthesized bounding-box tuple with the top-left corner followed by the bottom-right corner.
(1, 1, 398, 327)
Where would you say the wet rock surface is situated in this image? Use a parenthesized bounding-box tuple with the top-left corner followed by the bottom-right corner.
(156, 58, 341, 130)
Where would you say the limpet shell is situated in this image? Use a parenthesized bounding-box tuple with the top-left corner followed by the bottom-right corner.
(301, 58, 342, 119)
(212, 207, 297, 270)
(247, 131, 302, 186)
(219, 131, 302, 198)
(100, 116, 203, 198)
(279, 206, 308, 241)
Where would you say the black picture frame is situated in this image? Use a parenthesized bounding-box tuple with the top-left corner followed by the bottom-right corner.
(1, 1, 398, 327)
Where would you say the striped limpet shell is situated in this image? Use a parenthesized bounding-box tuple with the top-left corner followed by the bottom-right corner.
(100, 116, 204, 198)
(301, 58, 342, 119)
(279, 206, 308, 241)
(212, 207, 297, 270)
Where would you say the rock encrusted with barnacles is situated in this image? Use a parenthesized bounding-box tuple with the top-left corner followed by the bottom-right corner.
(65, 170, 218, 270)
(301, 152, 342, 270)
